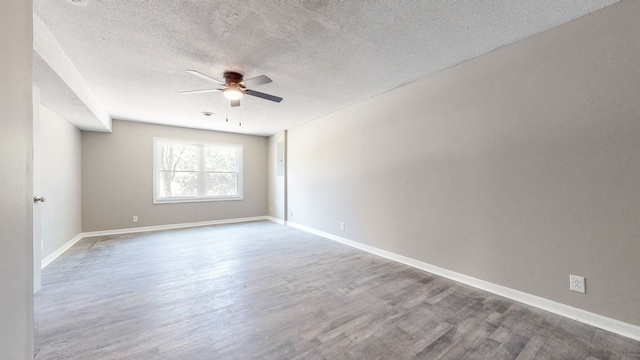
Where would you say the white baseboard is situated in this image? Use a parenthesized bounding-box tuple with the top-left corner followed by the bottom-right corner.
(41, 233, 84, 269)
(266, 216, 286, 225)
(81, 216, 270, 238)
(42, 216, 270, 269)
(285, 220, 640, 342)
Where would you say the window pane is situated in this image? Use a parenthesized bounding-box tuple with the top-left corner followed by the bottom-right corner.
(205, 146, 237, 172)
(154, 139, 242, 203)
(159, 144, 198, 171)
(206, 173, 237, 196)
(158, 171, 198, 197)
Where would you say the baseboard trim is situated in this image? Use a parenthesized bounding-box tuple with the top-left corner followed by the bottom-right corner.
(42, 216, 270, 269)
(285, 220, 640, 342)
(266, 216, 286, 225)
(41, 233, 84, 269)
(81, 216, 270, 238)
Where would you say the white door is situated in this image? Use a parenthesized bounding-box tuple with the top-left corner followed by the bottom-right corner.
(33, 86, 42, 293)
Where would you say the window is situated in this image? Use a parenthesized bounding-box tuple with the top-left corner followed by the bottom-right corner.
(153, 138, 243, 203)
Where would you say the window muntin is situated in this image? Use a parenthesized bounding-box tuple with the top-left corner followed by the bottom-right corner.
(154, 138, 243, 203)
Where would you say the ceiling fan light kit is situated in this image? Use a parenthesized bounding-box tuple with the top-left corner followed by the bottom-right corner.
(223, 84, 244, 100)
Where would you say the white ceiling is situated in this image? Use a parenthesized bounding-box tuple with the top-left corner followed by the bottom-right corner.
(33, 0, 619, 136)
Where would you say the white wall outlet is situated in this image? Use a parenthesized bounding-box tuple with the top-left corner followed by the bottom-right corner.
(570, 274, 585, 293)
(132, 215, 139, 223)
(41, 238, 44, 250)
(290, 210, 293, 217)
(270, 205, 273, 212)
(340, 222, 345, 230)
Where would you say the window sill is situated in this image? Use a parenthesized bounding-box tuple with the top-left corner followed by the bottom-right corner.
(153, 196, 243, 204)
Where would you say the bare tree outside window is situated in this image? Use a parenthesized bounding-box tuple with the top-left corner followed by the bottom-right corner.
(159, 144, 198, 197)
(205, 146, 237, 196)
(154, 139, 243, 203)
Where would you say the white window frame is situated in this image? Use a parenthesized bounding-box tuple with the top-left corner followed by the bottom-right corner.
(153, 137, 243, 204)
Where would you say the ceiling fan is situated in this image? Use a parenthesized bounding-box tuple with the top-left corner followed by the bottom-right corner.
(180, 70, 283, 107)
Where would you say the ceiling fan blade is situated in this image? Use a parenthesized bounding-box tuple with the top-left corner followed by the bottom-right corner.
(179, 89, 222, 95)
(230, 99, 240, 107)
(246, 89, 283, 103)
(242, 75, 272, 87)
(186, 70, 224, 85)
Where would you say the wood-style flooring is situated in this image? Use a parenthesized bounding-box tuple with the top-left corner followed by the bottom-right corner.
(34, 221, 640, 359)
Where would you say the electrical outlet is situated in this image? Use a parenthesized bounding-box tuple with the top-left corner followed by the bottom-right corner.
(290, 210, 293, 217)
(340, 222, 345, 230)
(570, 275, 585, 293)
(41, 238, 44, 250)
(133, 215, 139, 223)
(270, 205, 273, 212)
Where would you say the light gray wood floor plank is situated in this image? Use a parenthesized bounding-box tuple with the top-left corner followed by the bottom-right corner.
(34, 221, 640, 359)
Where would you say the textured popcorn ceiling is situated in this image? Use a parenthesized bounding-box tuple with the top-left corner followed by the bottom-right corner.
(33, 1, 619, 136)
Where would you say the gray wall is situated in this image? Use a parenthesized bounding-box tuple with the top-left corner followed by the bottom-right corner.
(287, 1, 640, 326)
(268, 131, 286, 221)
(0, 0, 34, 358)
(40, 105, 82, 259)
(82, 120, 268, 231)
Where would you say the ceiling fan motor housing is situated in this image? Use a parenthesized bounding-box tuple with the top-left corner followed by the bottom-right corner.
(224, 71, 244, 86)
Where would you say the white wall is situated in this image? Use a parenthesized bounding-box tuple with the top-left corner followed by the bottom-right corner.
(39, 105, 82, 260)
(287, 1, 640, 327)
(268, 131, 286, 221)
(0, 1, 34, 358)
(82, 120, 268, 232)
